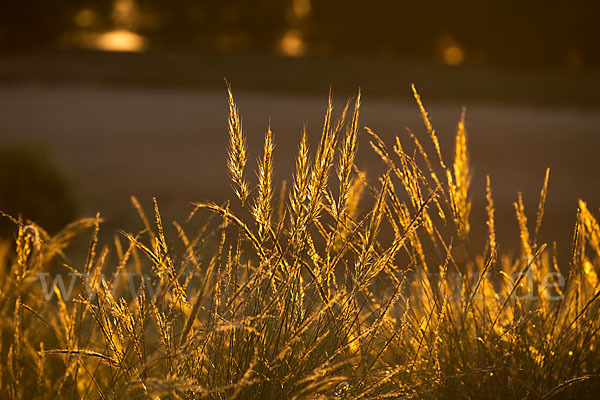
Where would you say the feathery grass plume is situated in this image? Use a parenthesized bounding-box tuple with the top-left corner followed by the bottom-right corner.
(366, 127, 434, 245)
(583, 259, 599, 290)
(407, 130, 448, 222)
(412, 84, 446, 169)
(447, 108, 471, 240)
(153, 197, 188, 306)
(579, 200, 600, 258)
(485, 175, 497, 252)
(306, 91, 345, 225)
(290, 127, 310, 226)
(252, 126, 274, 240)
(83, 212, 102, 278)
(336, 90, 361, 222)
(36, 342, 45, 398)
(393, 135, 429, 227)
(2, 87, 600, 399)
(226, 82, 249, 204)
(514, 192, 533, 260)
(346, 176, 365, 225)
(534, 168, 550, 248)
(356, 173, 389, 280)
(276, 180, 287, 227)
(367, 128, 424, 213)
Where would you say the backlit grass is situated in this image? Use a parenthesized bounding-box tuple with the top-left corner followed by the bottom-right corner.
(0, 86, 598, 399)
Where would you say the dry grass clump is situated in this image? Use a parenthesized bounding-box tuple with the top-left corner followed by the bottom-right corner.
(0, 87, 599, 399)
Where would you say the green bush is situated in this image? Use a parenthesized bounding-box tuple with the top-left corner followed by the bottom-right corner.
(0, 144, 79, 237)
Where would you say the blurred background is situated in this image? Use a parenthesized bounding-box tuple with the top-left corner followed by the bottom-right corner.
(1, 0, 599, 255)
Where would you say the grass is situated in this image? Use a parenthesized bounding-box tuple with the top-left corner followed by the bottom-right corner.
(0, 86, 599, 399)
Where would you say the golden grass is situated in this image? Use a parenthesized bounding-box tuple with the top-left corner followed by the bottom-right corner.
(0, 88, 599, 399)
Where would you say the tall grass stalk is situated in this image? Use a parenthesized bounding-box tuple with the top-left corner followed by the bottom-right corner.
(0, 88, 598, 399)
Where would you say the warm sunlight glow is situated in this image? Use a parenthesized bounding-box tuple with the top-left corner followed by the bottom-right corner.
(292, 0, 312, 18)
(69, 0, 147, 52)
(443, 45, 465, 66)
(94, 29, 147, 52)
(438, 35, 465, 66)
(73, 9, 97, 28)
(113, 0, 140, 30)
(280, 29, 306, 57)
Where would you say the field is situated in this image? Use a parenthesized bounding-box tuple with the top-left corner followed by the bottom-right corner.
(0, 80, 599, 398)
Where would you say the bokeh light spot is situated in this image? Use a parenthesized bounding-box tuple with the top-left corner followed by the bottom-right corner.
(292, 0, 312, 18)
(94, 29, 147, 52)
(443, 45, 465, 66)
(73, 9, 97, 28)
(280, 29, 305, 57)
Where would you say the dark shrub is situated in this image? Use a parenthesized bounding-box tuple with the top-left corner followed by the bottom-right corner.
(0, 144, 79, 237)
